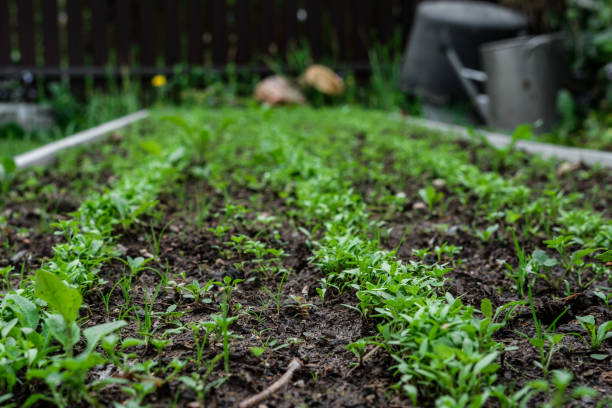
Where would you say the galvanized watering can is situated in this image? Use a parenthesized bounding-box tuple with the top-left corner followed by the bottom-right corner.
(445, 32, 567, 132)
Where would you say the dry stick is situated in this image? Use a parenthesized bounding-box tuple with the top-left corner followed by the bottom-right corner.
(239, 358, 302, 408)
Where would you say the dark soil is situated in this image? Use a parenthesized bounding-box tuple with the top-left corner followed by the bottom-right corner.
(3, 132, 611, 407)
(19, 177, 407, 408)
(0, 136, 128, 274)
(378, 193, 612, 406)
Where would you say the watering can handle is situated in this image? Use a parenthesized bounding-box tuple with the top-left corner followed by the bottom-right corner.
(443, 44, 491, 123)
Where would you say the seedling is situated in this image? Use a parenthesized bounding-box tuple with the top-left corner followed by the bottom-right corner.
(475, 224, 499, 243)
(433, 242, 462, 262)
(412, 248, 431, 261)
(505, 230, 533, 297)
(517, 286, 569, 375)
(209, 224, 230, 240)
(575, 315, 612, 355)
(182, 279, 214, 304)
(133, 283, 162, 343)
(0, 265, 13, 290)
(147, 221, 171, 259)
(190, 321, 214, 369)
(418, 185, 443, 211)
(346, 339, 368, 367)
(249, 334, 289, 360)
(527, 369, 598, 408)
(150, 338, 172, 360)
(0, 156, 17, 196)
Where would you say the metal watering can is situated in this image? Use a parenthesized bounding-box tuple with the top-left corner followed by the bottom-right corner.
(444, 32, 566, 132)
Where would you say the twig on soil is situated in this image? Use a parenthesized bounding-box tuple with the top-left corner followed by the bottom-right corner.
(345, 345, 382, 378)
(239, 358, 302, 408)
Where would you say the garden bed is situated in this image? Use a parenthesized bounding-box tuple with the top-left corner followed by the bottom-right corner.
(1, 107, 610, 407)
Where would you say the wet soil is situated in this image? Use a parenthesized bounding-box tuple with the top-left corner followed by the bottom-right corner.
(3, 130, 612, 407)
(11, 178, 409, 407)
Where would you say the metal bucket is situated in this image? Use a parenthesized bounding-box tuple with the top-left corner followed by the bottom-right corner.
(446, 33, 567, 132)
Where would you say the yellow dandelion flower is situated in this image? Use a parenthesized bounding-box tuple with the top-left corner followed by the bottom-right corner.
(152, 74, 167, 87)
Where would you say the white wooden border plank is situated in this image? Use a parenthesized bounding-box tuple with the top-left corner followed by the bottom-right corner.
(405, 117, 612, 169)
(12, 109, 149, 170)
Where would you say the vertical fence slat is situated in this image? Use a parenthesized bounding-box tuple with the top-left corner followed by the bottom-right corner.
(117, 0, 133, 66)
(282, 0, 298, 57)
(260, 0, 273, 58)
(307, 0, 322, 59)
(67, 0, 84, 67)
(377, 2, 393, 45)
(17, 0, 35, 66)
(187, 0, 204, 64)
(0, 0, 9, 66)
(164, 0, 180, 65)
(91, 0, 108, 66)
(355, 0, 369, 63)
(401, 0, 420, 47)
(42, 0, 60, 67)
(332, 0, 346, 60)
(212, 0, 226, 65)
(66, 0, 84, 93)
(139, 0, 156, 67)
(235, 0, 250, 64)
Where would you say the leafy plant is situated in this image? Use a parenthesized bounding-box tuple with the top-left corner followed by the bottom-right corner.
(35, 270, 82, 356)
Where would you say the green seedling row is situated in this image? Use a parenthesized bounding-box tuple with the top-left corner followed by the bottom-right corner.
(0, 132, 190, 405)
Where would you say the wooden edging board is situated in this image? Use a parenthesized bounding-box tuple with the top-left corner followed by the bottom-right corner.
(405, 117, 612, 169)
(6, 109, 149, 174)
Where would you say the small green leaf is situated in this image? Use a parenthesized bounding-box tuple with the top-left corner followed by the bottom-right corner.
(571, 386, 598, 399)
(121, 337, 145, 350)
(590, 353, 608, 360)
(5, 294, 39, 329)
(34, 269, 82, 323)
(45, 314, 80, 350)
(597, 321, 612, 341)
(1, 156, 17, 175)
(140, 140, 163, 156)
(481, 298, 493, 319)
(595, 250, 612, 263)
(250, 346, 266, 358)
(532, 249, 557, 267)
(83, 320, 127, 353)
(577, 315, 596, 327)
(474, 352, 498, 375)
(551, 369, 573, 388)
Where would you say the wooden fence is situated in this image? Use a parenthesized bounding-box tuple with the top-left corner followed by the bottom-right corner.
(0, 0, 556, 99)
(0, 1, 424, 85)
